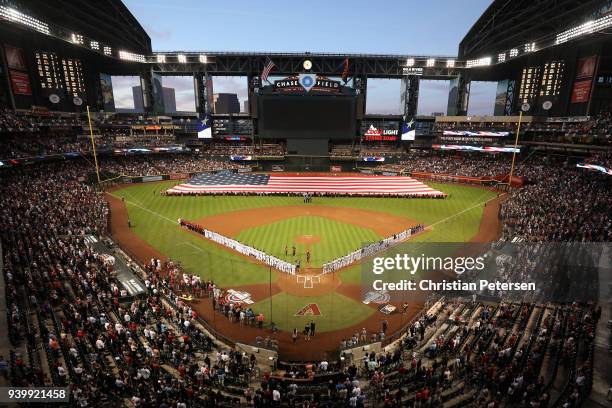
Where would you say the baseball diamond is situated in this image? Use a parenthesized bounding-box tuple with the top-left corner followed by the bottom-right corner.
(107, 180, 501, 346)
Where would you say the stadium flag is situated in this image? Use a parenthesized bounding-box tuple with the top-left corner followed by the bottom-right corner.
(196, 115, 212, 139)
(576, 163, 612, 176)
(341, 58, 350, 83)
(261, 58, 276, 83)
(167, 173, 446, 196)
(401, 118, 416, 141)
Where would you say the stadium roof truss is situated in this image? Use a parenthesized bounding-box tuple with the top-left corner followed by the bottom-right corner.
(148, 52, 461, 79)
(1, 0, 612, 78)
(460, 0, 612, 61)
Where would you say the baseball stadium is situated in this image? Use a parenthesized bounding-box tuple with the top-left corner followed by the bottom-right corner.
(0, 0, 611, 407)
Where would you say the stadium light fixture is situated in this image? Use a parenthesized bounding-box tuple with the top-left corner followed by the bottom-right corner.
(524, 42, 536, 53)
(157, 54, 166, 63)
(90, 41, 99, 50)
(119, 50, 146, 62)
(426, 58, 435, 67)
(466, 57, 491, 68)
(406, 58, 415, 67)
(178, 54, 187, 63)
(0, 6, 50, 35)
(509, 48, 518, 57)
(446, 59, 455, 68)
(103, 46, 112, 56)
(199, 55, 208, 63)
(555, 14, 612, 44)
(71, 33, 84, 45)
(498, 52, 506, 63)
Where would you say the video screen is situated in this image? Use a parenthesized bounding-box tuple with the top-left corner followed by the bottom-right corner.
(258, 95, 356, 139)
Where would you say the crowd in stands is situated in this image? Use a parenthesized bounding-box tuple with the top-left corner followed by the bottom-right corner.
(501, 155, 612, 241)
(0, 106, 609, 406)
(329, 144, 405, 157)
(434, 111, 612, 144)
(98, 154, 248, 177)
(0, 160, 262, 406)
(0, 133, 118, 159)
(373, 150, 513, 177)
(205, 143, 285, 156)
(555, 112, 612, 143)
(329, 144, 356, 157)
(0, 108, 81, 132)
(358, 297, 600, 407)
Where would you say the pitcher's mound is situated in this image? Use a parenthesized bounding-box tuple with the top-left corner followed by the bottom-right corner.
(294, 235, 321, 245)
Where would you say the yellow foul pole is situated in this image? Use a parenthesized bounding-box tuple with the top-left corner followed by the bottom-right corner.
(86, 106, 101, 184)
(508, 110, 523, 186)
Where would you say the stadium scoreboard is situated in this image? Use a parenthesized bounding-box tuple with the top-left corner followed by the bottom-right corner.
(257, 94, 356, 139)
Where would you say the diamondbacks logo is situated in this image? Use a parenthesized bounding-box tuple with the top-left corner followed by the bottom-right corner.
(299, 74, 317, 92)
(224, 289, 254, 304)
(295, 303, 321, 316)
(362, 290, 391, 305)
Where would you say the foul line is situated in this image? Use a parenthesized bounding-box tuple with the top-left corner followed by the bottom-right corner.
(105, 192, 177, 224)
(429, 192, 506, 230)
(178, 241, 208, 254)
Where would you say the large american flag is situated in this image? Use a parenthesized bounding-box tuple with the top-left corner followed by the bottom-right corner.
(167, 173, 445, 196)
(261, 58, 275, 83)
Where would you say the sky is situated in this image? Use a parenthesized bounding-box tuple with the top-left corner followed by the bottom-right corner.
(117, 0, 497, 114)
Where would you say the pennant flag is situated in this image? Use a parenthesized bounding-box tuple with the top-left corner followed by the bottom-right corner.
(576, 163, 612, 176)
(261, 58, 276, 83)
(341, 58, 350, 83)
(196, 115, 212, 139)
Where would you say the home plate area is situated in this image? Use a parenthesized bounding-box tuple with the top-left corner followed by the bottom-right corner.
(296, 274, 321, 288)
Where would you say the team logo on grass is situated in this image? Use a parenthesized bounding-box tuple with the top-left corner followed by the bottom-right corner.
(225, 289, 254, 304)
(362, 290, 391, 305)
(295, 303, 321, 316)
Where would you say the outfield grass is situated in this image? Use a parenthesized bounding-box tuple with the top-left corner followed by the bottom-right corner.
(236, 215, 380, 267)
(249, 291, 376, 333)
(112, 180, 496, 288)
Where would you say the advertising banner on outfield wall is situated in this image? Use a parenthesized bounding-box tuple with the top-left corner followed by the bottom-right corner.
(142, 175, 164, 183)
(361, 242, 610, 304)
(170, 173, 189, 180)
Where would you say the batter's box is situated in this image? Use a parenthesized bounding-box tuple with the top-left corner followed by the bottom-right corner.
(296, 274, 321, 289)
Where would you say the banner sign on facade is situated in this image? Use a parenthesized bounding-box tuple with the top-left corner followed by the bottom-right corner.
(4, 45, 27, 70)
(9, 70, 31, 95)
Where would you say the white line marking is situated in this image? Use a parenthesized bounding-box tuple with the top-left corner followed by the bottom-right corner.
(106, 192, 176, 224)
(179, 241, 208, 254)
(429, 193, 505, 230)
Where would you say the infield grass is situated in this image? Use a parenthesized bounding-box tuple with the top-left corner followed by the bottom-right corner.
(250, 291, 376, 333)
(235, 215, 380, 267)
